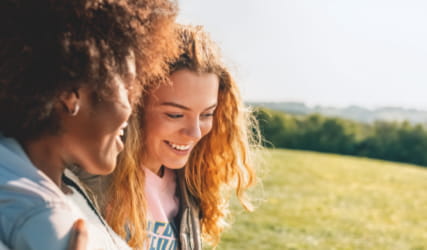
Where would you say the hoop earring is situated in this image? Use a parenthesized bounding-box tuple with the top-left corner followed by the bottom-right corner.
(70, 103, 80, 116)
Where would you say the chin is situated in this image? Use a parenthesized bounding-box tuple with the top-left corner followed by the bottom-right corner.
(88, 159, 117, 175)
(164, 161, 187, 170)
(102, 161, 118, 174)
(100, 166, 116, 175)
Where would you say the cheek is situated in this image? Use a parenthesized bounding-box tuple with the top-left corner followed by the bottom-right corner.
(94, 104, 131, 132)
(200, 120, 214, 137)
(144, 116, 173, 142)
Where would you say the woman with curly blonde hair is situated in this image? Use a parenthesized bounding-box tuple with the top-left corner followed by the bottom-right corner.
(99, 24, 261, 249)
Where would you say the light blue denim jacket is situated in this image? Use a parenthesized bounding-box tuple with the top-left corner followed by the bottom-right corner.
(0, 135, 76, 250)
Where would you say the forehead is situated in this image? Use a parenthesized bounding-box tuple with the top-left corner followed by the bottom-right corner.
(148, 69, 219, 106)
(102, 52, 138, 105)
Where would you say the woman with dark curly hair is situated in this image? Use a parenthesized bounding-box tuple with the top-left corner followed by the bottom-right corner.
(0, 0, 177, 249)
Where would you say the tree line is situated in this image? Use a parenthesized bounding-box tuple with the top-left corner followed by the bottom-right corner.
(254, 108, 427, 167)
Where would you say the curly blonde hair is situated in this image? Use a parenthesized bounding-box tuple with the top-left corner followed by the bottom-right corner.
(106, 24, 261, 248)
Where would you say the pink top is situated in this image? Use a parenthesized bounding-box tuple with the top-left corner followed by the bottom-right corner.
(144, 167, 180, 250)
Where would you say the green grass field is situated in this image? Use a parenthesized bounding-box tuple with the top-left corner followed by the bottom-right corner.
(217, 149, 427, 250)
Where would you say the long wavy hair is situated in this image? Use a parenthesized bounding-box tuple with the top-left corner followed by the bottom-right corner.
(106, 24, 261, 248)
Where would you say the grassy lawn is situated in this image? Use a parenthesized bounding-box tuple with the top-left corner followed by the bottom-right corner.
(216, 149, 427, 250)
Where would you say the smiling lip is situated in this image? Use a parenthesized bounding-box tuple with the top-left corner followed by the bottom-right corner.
(116, 135, 124, 151)
(164, 140, 192, 155)
(115, 122, 128, 151)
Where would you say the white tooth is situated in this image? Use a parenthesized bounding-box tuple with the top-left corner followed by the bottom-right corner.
(168, 142, 192, 151)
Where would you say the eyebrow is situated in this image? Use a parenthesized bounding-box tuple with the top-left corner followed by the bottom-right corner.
(160, 102, 217, 111)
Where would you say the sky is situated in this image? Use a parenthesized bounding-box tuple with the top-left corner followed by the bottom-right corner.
(177, 0, 427, 110)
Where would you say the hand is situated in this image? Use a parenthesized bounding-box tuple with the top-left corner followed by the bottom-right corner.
(67, 219, 87, 250)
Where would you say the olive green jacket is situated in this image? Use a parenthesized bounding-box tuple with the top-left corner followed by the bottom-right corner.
(175, 168, 202, 250)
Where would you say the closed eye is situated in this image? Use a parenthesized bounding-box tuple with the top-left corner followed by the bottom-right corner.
(166, 113, 183, 118)
(201, 113, 214, 118)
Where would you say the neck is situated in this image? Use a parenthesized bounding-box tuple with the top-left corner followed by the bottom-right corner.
(22, 136, 67, 187)
(142, 159, 163, 177)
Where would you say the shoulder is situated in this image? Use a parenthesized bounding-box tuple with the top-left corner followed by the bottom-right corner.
(0, 138, 75, 249)
(0, 174, 78, 249)
(0, 173, 74, 248)
(0, 162, 71, 222)
(1, 200, 75, 250)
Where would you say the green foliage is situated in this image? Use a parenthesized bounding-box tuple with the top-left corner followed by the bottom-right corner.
(254, 107, 427, 167)
(217, 149, 427, 249)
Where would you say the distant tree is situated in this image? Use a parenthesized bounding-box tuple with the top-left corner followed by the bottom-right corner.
(253, 107, 427, 167)
(357, 121, 401, 159)
(395, 123, 427, 165)
(254, 108, 300, 148)
(296, 114, 324, 151)
(254, 108, 285, 147)
(319, 118, 357, 154)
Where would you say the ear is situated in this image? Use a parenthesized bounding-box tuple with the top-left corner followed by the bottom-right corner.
(59, 89, 80, 116)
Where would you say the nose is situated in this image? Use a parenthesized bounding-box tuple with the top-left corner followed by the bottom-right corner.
(182, 118, 202, 140)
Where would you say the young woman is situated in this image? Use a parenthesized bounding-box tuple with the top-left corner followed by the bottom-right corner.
(0, 0, 177, 249)
(98, 25, 262, 249)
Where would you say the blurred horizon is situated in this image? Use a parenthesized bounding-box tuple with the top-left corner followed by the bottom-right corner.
(177, 0, 427, 110)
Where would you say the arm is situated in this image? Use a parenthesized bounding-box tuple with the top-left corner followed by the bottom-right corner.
(0, 240, 10, 250)
(12, 208, 76, 250)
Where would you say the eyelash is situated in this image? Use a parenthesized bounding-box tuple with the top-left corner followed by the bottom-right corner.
(201, 113, 214, 118)
(166, 113, 183, 119)
(165, 113, 214, 119)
